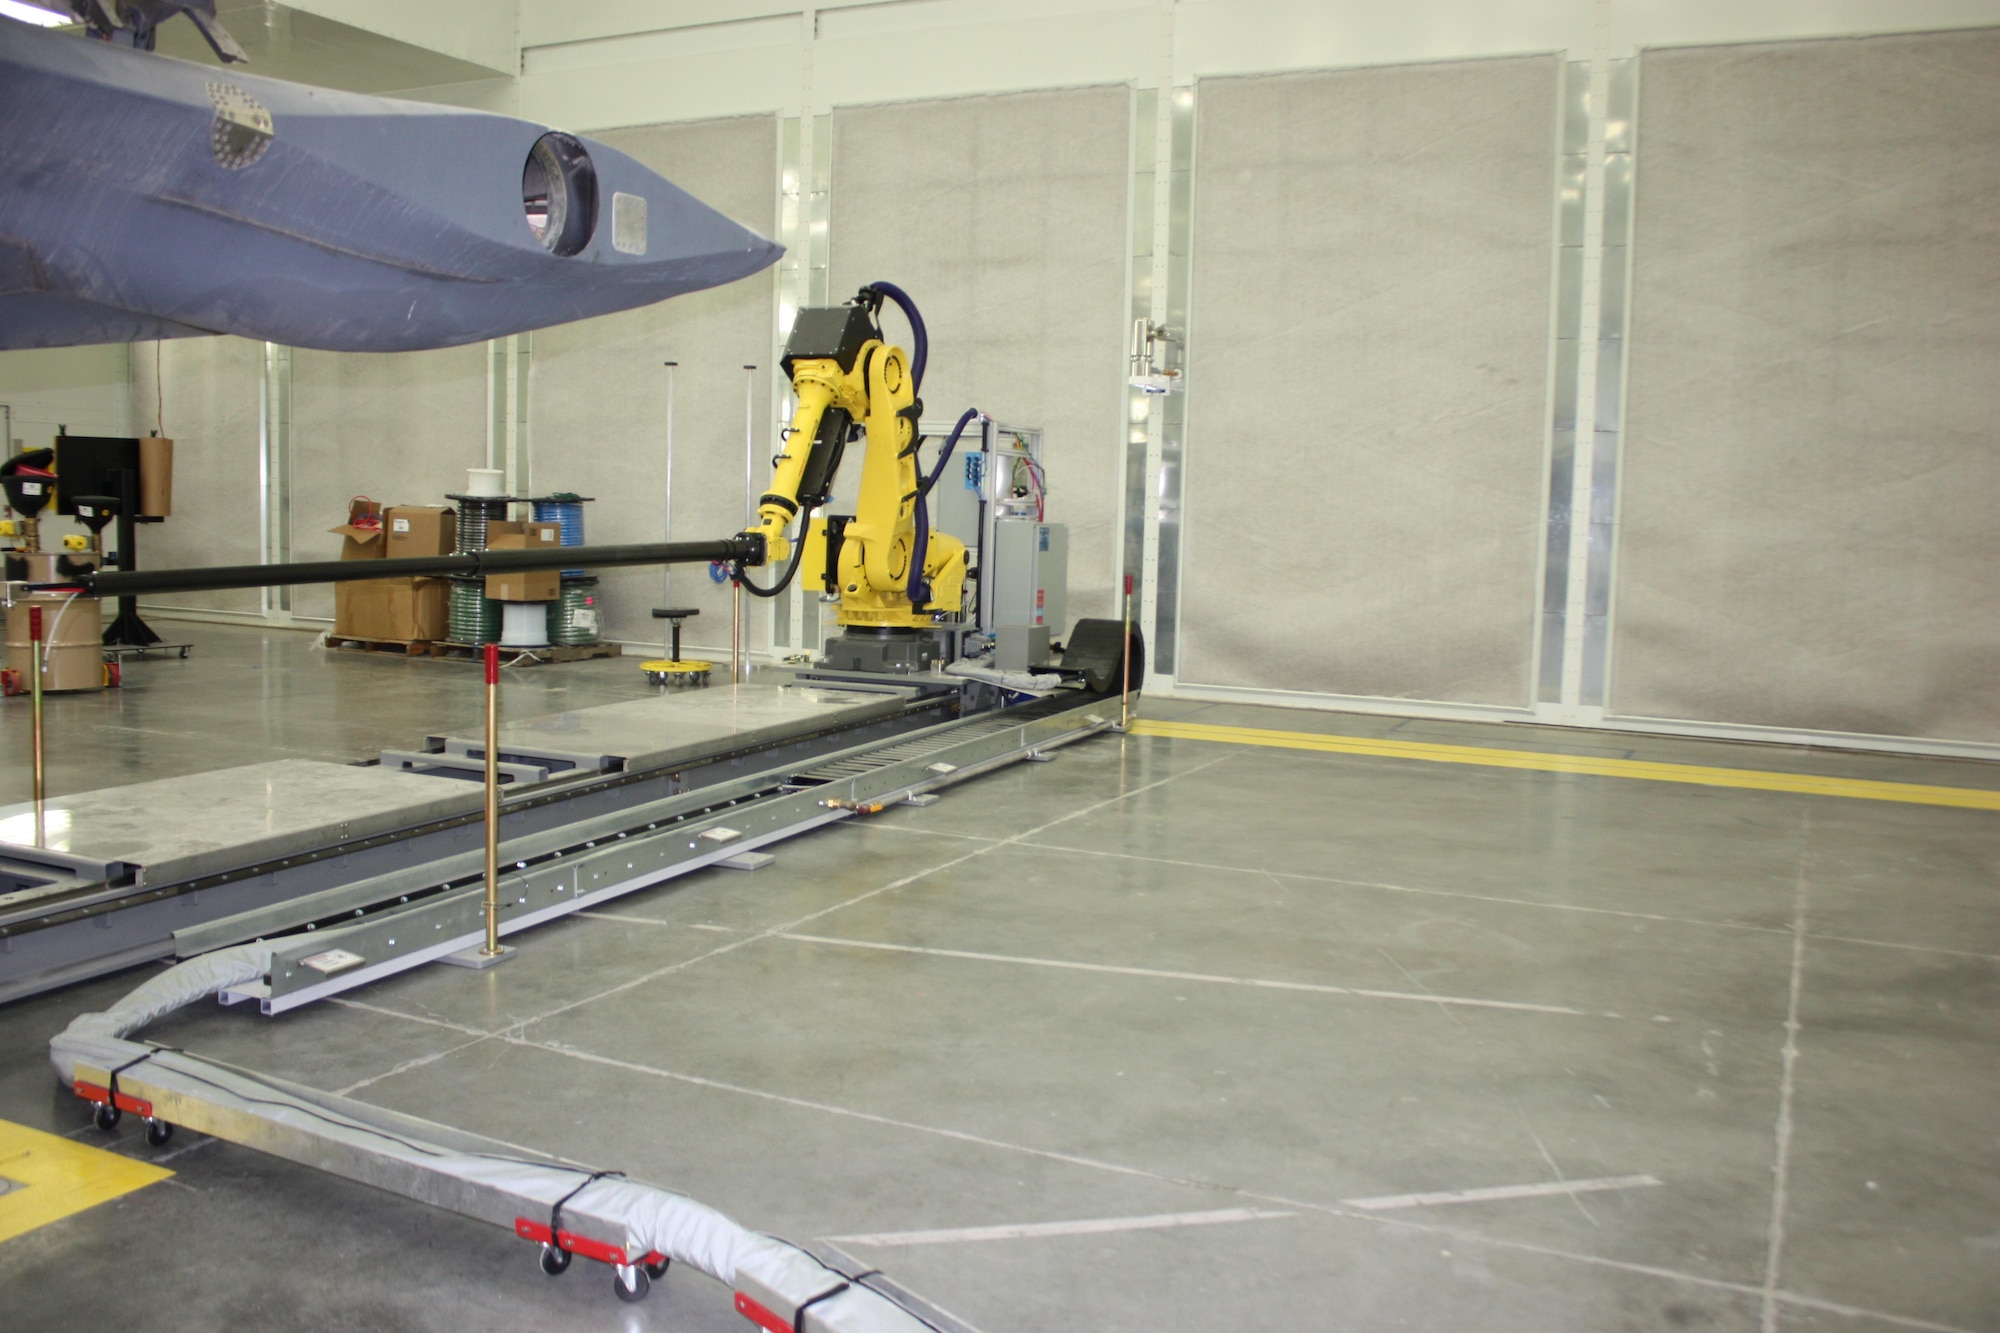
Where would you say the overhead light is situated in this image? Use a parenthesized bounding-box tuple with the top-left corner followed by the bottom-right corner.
(0, 1, 69, 27)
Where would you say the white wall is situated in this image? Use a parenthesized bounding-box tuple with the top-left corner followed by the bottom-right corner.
(0, 345, 133, 554)
(10, 0, 2000, 751)
(126, 337, 265, 614)
(529, 116, 780, 654)
(512, 0, 2000, 126)
(828, 87, 1133, 626)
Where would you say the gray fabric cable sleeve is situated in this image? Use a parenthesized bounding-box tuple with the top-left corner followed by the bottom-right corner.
(50, 941, 939, 1332)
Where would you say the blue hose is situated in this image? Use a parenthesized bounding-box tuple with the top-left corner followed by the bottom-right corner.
(908, 408, 980, 608)
(866, 281, 926, 394)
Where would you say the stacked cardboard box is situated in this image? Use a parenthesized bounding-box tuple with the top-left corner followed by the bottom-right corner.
(483, 521, 561, 602)
(330, 501, 456, 643)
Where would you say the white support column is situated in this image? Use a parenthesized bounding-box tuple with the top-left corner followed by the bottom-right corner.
(258, 341, 293, 622)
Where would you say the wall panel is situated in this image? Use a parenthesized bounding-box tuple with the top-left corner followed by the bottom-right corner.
(529, 115, 778, 652)
(828, 87, 1131, 628)
(1614, 30, 2000, 742)
(291, 345, 488, 621)
(129, 337, 263, 615)
(1179, 57, 1558, 705)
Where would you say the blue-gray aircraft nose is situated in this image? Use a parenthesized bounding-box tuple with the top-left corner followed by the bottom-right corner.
(0, 21, 783, 352)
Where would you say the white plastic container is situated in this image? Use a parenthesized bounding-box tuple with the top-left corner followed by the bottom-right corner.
(498, 600, 549, 648)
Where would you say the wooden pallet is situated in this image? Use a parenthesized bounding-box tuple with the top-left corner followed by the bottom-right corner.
(427, 640, 623, 665)
(326, 635, 435, 656)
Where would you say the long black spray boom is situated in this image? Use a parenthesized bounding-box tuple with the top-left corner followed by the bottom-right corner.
(23, 537, 766, 598)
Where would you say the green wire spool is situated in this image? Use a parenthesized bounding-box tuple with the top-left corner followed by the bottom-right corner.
(447, 577, 500, 644)
(547, 578, 601, 646)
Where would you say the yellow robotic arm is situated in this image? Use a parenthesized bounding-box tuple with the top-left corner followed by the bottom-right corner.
(740, 287, 966, 632)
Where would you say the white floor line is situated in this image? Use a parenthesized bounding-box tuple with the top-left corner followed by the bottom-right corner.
(1342, 1174, 1661, 1211)
(1762, 817, 1813, 1333)
(508, 1034, 1971, 1333)
(1025, 839, 1788, 935)
(829, 1207, 1297, 1247)
(572, 910, 737, 931)
(1800, 931, 1998, 963)
(334, 1034, 491, 1097)
(775, 932, 1593, 1017)
(509, 1034, 1201, 1185)
(1270, 1192, 1980, 1333)
(497, 756, 1238, 1039)
(847, 823, 1003, 844)
(1024, 836, 2000, 963)
(327, 997, 495, 1039)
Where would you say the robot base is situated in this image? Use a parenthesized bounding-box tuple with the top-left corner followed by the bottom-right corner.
(818, 627, 942, 675)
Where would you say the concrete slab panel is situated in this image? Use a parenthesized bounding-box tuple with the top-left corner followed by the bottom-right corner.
(1778, 940, 2000, 1331)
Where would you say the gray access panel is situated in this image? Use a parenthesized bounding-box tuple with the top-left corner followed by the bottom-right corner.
(990, 520, 1067, 641)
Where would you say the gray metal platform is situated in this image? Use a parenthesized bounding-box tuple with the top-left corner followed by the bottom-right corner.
(439, 681, 914, 773)
(0, 760, 485, 892)
(0, 681, 952, 1003)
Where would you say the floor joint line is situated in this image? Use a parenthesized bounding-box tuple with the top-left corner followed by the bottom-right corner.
(1761, 814, 1813, 1333)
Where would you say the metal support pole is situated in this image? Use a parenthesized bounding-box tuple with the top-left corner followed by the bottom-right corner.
(741, 363, 757, 683)
(29, 603, 45, 845)
(482, 642, 500, 957)
(731, 580, 745, 685)
(1121, 573, 1133, 731)
(743, 364, 758, 528)
(662, 361, 677, 615)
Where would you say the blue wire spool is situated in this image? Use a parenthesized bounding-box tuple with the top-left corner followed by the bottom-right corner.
(531, 494, 591, 576)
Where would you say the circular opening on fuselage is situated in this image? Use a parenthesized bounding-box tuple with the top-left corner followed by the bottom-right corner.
(522, 132, 598, 257)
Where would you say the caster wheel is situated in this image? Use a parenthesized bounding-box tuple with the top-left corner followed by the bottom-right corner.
(613, 1265, 650, 1303)
(93, 1102, 121, 1132)
(538, 1243, 571, 1276)
(642, 1256, 671, 1280)
(144, 1118, 173, 1147)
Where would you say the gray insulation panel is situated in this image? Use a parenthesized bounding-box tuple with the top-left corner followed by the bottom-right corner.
(829, 87, 1131, 630)
(1178, 57, 1557, 705)
(1613, 31, 2000, 742)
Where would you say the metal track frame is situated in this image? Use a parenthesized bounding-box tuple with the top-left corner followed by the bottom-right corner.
(214, 695, 1114, 1014)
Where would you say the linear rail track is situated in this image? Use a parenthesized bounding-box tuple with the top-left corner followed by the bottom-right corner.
(204, 693, 1114, 1014)
(0, 688, 965, 1004)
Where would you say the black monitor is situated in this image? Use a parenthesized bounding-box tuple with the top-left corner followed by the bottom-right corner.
(52, 435, 141, 517)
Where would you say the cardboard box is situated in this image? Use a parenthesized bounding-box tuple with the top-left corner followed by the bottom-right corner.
(384, 505, 456, 558)
(335, 576, 448, 642)
(483, 521, 561, 601)
(329, 497, 385, 560)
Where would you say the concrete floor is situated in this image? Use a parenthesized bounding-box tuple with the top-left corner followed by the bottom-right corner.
(1, 620, 1995, 1332)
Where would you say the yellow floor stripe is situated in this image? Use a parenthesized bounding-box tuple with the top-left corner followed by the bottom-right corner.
(0, 1119, 172, 1244)
(1128, 720, 2000, 811)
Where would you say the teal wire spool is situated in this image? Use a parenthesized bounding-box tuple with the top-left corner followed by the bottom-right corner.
(447, 577, 500, 645)
(547, 577, 601, 646)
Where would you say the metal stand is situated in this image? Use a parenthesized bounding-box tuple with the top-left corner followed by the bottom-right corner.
(101, 467, 163, 648)
(1121, 572, 1134, 730)
(445, 642, 514, 968)
(30, 604, 45, 846)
